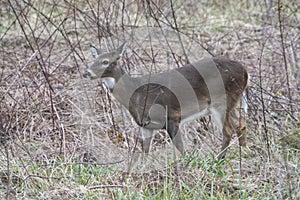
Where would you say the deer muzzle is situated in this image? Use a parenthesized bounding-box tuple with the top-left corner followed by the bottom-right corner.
(83, 69, 93, 79)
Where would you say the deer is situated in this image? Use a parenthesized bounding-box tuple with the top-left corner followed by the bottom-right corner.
(83, 42, 248, 160)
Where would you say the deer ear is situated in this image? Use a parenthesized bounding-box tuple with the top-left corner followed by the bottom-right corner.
(116, 42, 127, 57)
(89, 44, 100, 58)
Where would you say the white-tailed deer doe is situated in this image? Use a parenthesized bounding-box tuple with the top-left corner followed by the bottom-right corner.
(83, 42, 248, 159)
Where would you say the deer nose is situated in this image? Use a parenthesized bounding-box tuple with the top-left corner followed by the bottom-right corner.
(82, 70, 91, 79)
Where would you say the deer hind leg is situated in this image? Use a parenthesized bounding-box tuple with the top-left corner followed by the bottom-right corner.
(237, 125, 247, 147)
(167, 120, 184, 154)
(230, 109, 247, 147)
(219, 113, 234, 159)
(141, 128, 155, 157)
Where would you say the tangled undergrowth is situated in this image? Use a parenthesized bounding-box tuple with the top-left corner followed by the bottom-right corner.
(0, 0, 299, 199)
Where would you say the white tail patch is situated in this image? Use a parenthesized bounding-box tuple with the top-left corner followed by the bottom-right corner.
(242, 74, 250, 113)
(242, 90, 248, 113)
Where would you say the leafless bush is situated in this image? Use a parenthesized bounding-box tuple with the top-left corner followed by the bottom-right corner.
(0, 0, 299, 199)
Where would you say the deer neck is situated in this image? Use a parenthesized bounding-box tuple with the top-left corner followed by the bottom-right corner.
(103, 65, 138, 109)
(102, 64, 126, 91)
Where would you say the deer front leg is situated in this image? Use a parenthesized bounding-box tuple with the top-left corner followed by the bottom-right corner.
(167, 120, 184, 175)
(167, 120, 184, 153)
(141, 128, 155, 157)
(210, 107, 231, 160)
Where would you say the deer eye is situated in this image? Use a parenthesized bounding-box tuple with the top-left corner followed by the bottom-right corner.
(102, 60, 109, 65)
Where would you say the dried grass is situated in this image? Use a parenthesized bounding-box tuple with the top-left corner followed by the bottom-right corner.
(0, 0, 299, 199)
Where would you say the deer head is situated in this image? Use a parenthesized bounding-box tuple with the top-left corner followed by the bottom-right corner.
(83, 42, 127, 81)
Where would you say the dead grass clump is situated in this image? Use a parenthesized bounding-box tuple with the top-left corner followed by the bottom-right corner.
(0, 0, 299, 199)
